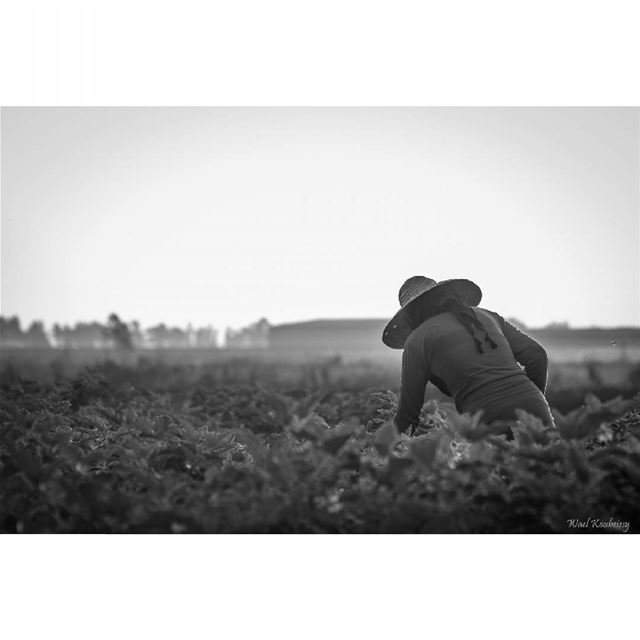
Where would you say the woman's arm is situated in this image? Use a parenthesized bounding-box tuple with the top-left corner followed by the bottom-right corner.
(394, 341, 430, 434)
(485, 310, 548, 393)
(430, 373, 452, 397)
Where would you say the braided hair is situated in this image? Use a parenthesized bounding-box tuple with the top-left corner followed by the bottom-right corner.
(405, 289, 498, 354)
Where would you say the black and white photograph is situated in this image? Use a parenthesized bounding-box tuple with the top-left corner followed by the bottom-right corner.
(2, 106, 638, 534)
(1, 2, 639, 639)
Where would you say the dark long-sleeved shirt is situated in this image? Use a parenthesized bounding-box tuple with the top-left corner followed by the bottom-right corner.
(394, 308, 551, 432)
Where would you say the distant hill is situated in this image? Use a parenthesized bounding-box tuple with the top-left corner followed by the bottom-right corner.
(269, 318, 640, 363)
(270, 318, 388, 353)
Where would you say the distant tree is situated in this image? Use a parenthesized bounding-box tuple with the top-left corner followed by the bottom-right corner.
(74, 322, 107, 347)
(128, 320, 144, 348)
(25, 321, 51, 348)
(52, 323, 66, 348)
(195, 325, 218, 348)
(226, 318, 270, 348)
(186, 323, 195, 347)
(103, 313, 133, 350)
(0, 316, 52, 348)
(169, 326, 190, 348)
(147, 323, 170, 348)
(0, 316, 24, 346)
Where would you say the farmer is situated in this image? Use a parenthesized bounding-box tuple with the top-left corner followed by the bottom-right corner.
(383, 276, 554, 436)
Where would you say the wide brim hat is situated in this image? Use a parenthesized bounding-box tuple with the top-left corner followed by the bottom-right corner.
(382, 276, 482, 349)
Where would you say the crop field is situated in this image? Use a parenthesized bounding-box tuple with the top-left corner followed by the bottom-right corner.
(1, 353, 640, 534)
(2, 345, 639, 392)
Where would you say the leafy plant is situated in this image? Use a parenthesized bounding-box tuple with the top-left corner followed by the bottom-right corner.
(1, 371, 639, 533)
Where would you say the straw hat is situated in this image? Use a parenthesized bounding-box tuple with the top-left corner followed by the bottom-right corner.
(382, 276, 482, 349)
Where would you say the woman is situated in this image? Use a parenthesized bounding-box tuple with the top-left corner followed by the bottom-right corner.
(382, 276, 554, 435)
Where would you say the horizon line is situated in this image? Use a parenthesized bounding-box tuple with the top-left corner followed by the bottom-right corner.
(1, 313, 639, 333)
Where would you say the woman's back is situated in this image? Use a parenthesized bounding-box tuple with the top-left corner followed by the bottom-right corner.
(396, 307, 553, 429)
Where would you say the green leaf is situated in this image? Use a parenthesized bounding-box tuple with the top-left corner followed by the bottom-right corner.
(553, 407, 602, 440)
(409, 434, 441, 468)
(386, 455, 414, 481)
(321, 432, 352, 455)
(514, 409, 545, 431)
(440, 406, 490, 441)
(292, 413, 330, 440)
(294, 390, 334, 420)
(511, 425, 534, 447)
(566, 444, 591, 484)
(584, 394, 632, 418)
(261, 391, 294, 424)
(584, 393, 603, 412)
(370, 390, 398, 406)
(513, 409, 552, 446)
(234, 427, 270, 464)
(373, 421, 399, 456)
(204, 466, 217, 485)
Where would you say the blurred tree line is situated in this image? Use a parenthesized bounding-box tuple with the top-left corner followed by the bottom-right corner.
(1, 313, 577, 352)
(0, 314, 219, 350)
(225, 318, 270, 348)
(0, 317, 50, 348)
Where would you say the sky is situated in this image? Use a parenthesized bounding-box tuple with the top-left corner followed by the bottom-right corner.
(1, 107, 638, 332)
